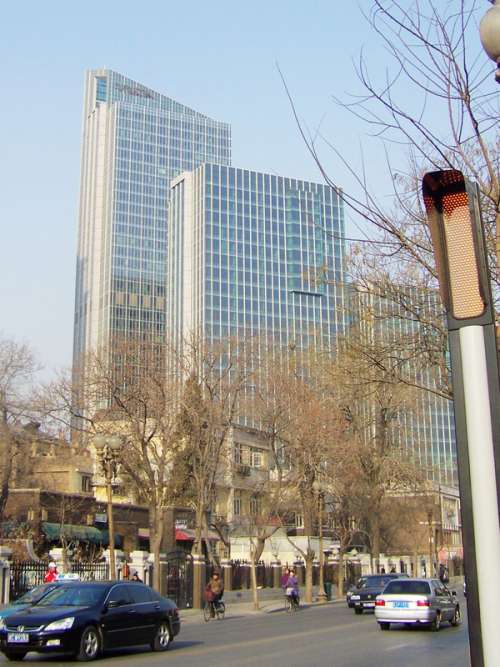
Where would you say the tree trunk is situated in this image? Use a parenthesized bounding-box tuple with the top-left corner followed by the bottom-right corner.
(250, 555, 259, 610)
(150, 507, 164, 591)
(371, 513, 381, 573)
(304, 554, 314, 603)
(193, 500, 205, 557)
(337, 551, 345, 597)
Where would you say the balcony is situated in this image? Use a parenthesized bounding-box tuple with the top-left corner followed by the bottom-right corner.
(234, 463, 251, 477)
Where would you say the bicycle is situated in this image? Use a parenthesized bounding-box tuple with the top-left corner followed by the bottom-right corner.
(203, 598, 226, 621)
(285, 593, 300, 613)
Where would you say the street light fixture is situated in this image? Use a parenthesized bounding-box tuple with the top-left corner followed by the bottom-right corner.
(422, 169, 500, 667)
(480, 0, 500, 84)
(94, 435, 122, 580)
(312, 481, 328, 603)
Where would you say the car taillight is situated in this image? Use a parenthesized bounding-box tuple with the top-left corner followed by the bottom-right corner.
(417, 599, 430, 607)
(375, 599, 385, 606)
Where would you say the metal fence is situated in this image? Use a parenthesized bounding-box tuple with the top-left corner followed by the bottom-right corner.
(71, 561, 109, 581)
(9, 561, 47, 600)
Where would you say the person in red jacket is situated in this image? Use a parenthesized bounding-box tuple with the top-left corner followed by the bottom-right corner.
(44, 562, 58, 583)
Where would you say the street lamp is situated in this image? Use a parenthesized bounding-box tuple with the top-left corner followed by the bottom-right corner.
(312, 481, 327, 603)
(422, 170, 500, 667)
(94, 435, 122, 579)
(480, 0, 500, 84)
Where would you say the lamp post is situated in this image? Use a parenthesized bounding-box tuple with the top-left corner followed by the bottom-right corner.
(94, 435, 122, 580)
(312, 481, 327, 603)
(422, 170, 500, 667)
(480, 0, 500, 84)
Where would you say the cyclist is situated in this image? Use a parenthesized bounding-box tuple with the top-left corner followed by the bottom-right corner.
(285, 568, 300, 609)
(205, 571, 224, 618)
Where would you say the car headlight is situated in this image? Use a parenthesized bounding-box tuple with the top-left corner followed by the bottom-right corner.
(45, 617, 75, 631)
(351, 595, 360, 600)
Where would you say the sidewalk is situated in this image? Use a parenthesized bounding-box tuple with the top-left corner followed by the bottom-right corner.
(180, 594, 343, 624)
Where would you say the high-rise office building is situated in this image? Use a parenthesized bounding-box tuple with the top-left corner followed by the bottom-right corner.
(350, 285, 457, 487)
(167, 163, 347, 352)
(73, 70, 231, 372)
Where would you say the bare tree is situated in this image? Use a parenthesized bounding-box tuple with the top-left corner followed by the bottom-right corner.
(175, 336, 254, 559)
(0, 335, 39, 524)
(34, 339, 182, 591)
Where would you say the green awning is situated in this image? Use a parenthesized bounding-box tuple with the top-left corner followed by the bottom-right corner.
(41, 522, 122, 547)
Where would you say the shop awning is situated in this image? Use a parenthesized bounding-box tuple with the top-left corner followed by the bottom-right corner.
(41, 522, 123, 547)
(175, 527, 219, 542)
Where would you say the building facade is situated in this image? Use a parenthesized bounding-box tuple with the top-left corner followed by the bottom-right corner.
(167, 163, 346, 351)
(73, 70, 231, 371)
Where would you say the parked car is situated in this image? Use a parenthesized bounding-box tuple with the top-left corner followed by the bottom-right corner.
(346, 577, 367, 607)
(351, 574, 408, 614)
(374, 578, 461, 631)
(0, 581, 180, 662)
(0, 584, 63, 622)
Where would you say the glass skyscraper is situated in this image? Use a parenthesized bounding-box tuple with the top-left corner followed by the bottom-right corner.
(167, 163, 347, 352)
(73, 70, 231, 372)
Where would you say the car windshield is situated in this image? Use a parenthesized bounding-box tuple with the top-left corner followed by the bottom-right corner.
(384, 580, 431, 595)
(362, 576, 393, 588)
(14, 585, 51, 605)
(37, 585, 107, 607)
(355, 578, 367, 589)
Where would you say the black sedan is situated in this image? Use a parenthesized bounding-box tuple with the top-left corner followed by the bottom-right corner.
(0, 581, 180, 661)
(350, 574, 408, 614)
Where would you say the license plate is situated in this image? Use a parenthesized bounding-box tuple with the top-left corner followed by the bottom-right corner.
(7, 633, 29, 643)
(364, 602, 375, 607)
(393, 601, 409, 608)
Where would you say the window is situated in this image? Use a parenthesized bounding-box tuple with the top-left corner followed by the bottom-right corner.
(107, 584, 132, 606)
(81, 475, 92, 493)
(295, 513, 304, 529)
(250, 449, 262, 468)
(250, 495, 261, 515)
(127, 584, 152, 603)
(233, 490, 242, 516)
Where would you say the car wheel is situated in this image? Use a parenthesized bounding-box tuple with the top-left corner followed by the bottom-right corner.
(431, 612, 442, 632)
(77, 625, 101, 661)
(451, 606, 461, 627)
(151, 621, 171, 651)
(354, 607, 363, 615)
(379, 622, 390, 631)
(2, 651, 27, 661)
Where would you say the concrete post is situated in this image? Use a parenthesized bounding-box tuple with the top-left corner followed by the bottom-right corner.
(271, 560, 282, 589)
(240, 562, 250, 589)
(192, 554, 206, 609)
(129, 550, 150, 583)
(159, 553, 168, 597)
(102, 549, 124, 580)
(221, 559, 232, 591)
(0, 547, 12, 604)
(48, 547, 67, 574)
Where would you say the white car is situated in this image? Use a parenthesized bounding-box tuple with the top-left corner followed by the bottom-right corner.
(375, 578, 461, 631)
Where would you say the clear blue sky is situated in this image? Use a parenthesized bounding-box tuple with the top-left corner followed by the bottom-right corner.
(0, 0, 483, 376)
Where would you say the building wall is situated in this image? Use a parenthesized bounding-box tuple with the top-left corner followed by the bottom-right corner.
(168, 164, 346, 353)
(73, 70, 231, 373)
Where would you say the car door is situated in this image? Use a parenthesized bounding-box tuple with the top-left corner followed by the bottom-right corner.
(432, 580, 451, 620)
(101, 584, 135, 649)
(126, 584, 157, 644)
(441, 583, 456, 620)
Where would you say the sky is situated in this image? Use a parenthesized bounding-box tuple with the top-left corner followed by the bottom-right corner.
(0, 0, 489, 378)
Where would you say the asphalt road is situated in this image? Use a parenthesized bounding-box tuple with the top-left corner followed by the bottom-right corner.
(1, 598, 471, 667)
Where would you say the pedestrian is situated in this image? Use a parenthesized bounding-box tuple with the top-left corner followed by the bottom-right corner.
(281, 567, 290, 590)
(439, 563, 449, 584)
(205, 571, 224, 617)
(131, 571, 142, 582)
(44, 562, 58, 583)
(285, 569, 300, 608)
(380, 567, 386, 574)
(390, 566, 396, 574)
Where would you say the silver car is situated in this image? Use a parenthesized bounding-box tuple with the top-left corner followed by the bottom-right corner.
(375, 578, 461, 631)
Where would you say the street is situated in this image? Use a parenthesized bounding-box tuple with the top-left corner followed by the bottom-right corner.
(1, 597, 471, 667)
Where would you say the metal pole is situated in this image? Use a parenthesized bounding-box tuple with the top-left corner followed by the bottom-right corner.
(458, 325, 500, 667)
(317, 494, 327, 602)
(106, 464, 116, 580)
